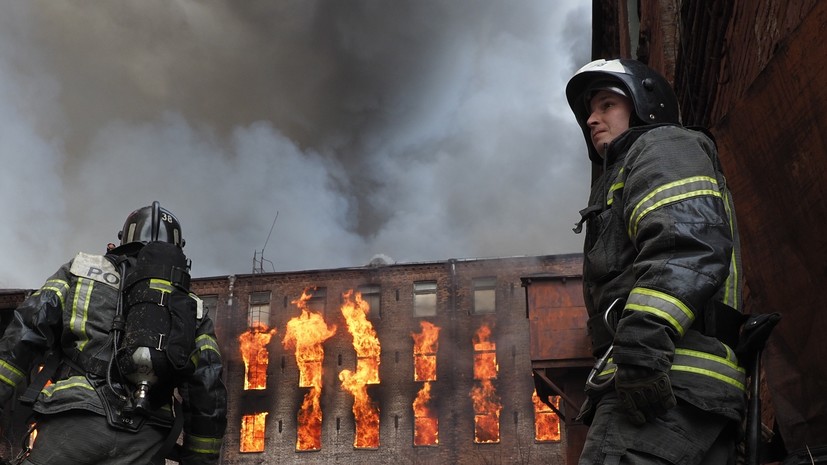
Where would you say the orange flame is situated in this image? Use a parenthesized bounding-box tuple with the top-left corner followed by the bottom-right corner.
(35, 363, 53, 389)
(470, 323, 501, 443)
(338, 290, 381, 448)
(238, 322, 277, 390)
(282, 290, 337, 451)
(532, 390, 561, 442)
(412, 321, 440, 445)
(412, 321, 440, 382)
(413, 381, 439, 445)
(240, 412, 268, 452)
(472, 323, 498, 380)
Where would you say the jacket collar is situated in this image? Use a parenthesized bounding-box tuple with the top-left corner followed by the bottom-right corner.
(602, 123, 681, 166)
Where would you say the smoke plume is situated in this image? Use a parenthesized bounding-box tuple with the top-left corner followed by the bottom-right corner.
(1, 1, 592, 288)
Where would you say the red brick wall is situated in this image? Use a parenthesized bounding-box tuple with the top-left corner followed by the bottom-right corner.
(192, 254, 582, 464)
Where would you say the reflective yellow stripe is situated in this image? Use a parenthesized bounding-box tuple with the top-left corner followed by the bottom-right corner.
(35, 279, 70, 307)
(196, 334, 221, 356)
(594, 356, 617, 380)
(70, 279, 94, 350)
(184, 434, 223, 454)
(149, 279, 174, 294)
(605, 167, 625, 206)
(597, 348, 745, 391)
(191, 334, 221, 368)
(721, 190, 740, 309)
(628, 176, 721, 238)
(0, 360, 25, 387)
(626, 288, 694, 336)
(673, 348, 746, 390)
(41, 376, 95, 397)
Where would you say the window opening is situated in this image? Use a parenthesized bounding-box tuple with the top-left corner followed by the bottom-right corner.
(240, 412, 268, 452)
(472, 277, 496, 314)
(413, 281, 437, 317)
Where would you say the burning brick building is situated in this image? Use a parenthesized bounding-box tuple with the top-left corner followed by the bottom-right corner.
(2, 1, 827, 462)
(192, 253, 584, 464)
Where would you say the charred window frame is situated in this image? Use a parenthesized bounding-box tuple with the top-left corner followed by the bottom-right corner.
(358, 284, 381, 319)
(308, 287, 327, 314)
(240, 412, 268, 452)
(413, 281, 437, 317)
(472, 277, 497, 314)
(248, 291, 271, 328)
(533, 395, 562, 442)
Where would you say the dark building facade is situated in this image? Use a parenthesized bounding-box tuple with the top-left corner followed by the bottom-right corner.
(192, 254, 583, 465)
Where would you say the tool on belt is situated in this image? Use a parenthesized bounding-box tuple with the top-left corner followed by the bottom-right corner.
(585, 298, 624, 390)
(736, 312, 781, 465)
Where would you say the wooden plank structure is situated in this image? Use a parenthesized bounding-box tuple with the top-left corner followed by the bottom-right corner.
(521, 274, 591, 465)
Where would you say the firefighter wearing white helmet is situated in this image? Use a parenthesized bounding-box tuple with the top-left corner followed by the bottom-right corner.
(565, 59, 746, 464)
(0, 202, 227, 465)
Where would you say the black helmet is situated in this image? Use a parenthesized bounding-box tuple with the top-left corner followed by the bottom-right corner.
(565, 58, 680, 162)
(118, 201, 185, 247)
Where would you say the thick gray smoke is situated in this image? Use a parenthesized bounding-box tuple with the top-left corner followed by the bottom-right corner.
(1, 1, 592, 288)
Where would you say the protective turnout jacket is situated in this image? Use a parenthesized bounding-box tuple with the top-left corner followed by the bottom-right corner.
(0, 251, 227, 464)
(581, 124, 746, 422)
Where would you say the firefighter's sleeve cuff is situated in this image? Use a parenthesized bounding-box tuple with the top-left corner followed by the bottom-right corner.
(183, 434, 223, 455)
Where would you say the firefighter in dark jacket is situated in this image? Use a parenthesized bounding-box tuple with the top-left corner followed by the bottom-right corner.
(566, 59, 746, 464)
(0, 202, 227, 465)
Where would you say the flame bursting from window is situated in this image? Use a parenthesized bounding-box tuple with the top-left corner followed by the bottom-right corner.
(282, 290, 337, 451)
(470, 323, 501, 443)
(338, 290, 381, 448)
(238, 322, 277, 390)
(532, 391, 562, 442)
(413, 321, 439, 382)
(240, 412, 268, 452)
(412, 321, 440, 446)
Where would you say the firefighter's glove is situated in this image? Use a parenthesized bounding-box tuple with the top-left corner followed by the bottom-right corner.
(615, 364, 676, 426)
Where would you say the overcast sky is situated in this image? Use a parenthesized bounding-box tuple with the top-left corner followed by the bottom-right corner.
(1, 1, 592, 288)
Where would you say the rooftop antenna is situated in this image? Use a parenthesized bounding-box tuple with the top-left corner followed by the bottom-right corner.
(253, 211, 278, 274)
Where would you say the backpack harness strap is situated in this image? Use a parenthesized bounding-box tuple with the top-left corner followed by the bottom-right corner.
(18, 352, 62, 406)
